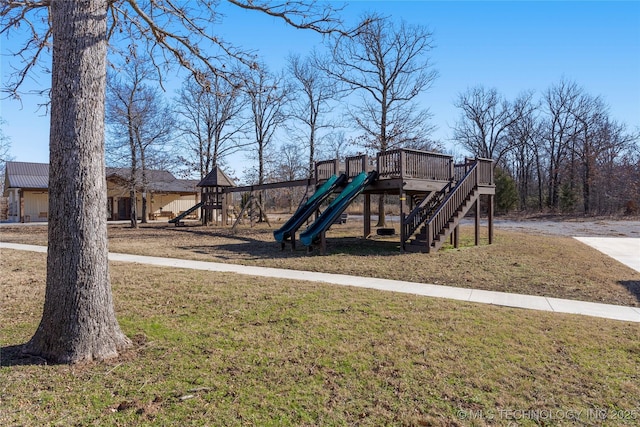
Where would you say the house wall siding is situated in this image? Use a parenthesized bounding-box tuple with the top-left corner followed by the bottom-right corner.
(23, 191, 49, 222)
(3, 162, 202, 222)
(151, 194, 200, 219)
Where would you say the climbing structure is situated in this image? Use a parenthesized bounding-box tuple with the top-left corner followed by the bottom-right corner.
(308, 150, 494, 253)
(222, 148, 495, 254)
(197, 165, 237, 226)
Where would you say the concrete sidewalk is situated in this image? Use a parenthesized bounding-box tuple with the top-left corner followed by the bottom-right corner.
(574, 237, 640, 273)
(2, 242, 639, 323)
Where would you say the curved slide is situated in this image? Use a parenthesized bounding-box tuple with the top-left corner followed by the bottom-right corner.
(300, 170, 378, 247)
(274, 174, 348, 243)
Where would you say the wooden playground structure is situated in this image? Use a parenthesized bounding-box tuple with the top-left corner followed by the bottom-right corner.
(194, 149, 495, 253)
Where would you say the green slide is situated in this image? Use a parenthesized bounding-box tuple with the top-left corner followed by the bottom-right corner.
(300, 171, 378, 247)
(274, 174, 347, 243)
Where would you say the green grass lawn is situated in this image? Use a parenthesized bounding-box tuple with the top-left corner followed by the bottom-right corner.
(1, 222, 639, 306)
(2, 250, 639, 426)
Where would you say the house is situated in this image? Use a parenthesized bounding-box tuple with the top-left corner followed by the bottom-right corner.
(3, 161, 200, 222)
(105, 167, 200, 221)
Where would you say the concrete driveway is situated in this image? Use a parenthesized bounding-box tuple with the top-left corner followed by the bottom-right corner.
(574, 237, 640, 273)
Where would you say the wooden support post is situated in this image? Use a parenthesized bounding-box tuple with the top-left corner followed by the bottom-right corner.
(19, 190, 24, 223)
(215, 188, 220, 226)
(399, 186, 405, 251)
(453, 225, 459, 248)
(222, 192, 228, 225)
(204, 191, 211, 225)
(320, 231, 327, 255)
(488, 194, 494, 244)
(364, 193, 371, 238)
(474, 198, 480, 246)
(400, 213, 406, 252)
(450, 158, 455, 181)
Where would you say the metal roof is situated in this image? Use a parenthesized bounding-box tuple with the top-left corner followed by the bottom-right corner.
(4, 161, 197, 193)
(5, 162, 49, 189)
(106, 167, 177, 184)
(197, 166, 236, 188)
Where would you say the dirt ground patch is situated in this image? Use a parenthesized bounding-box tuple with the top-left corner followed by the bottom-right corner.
(492, 217, 640, 237)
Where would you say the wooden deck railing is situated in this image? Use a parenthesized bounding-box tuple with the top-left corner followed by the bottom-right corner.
(477, 158, 493, 185)
(316, 151, 492, 186)
(377, 149, 453, 180)
(315, 159, 340, 181)
(454, 157, 493, 185)
(345, 154, 371, 178)
(401, 180, 453, 245)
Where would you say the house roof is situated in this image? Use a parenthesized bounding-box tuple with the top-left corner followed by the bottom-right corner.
(104, 167, 198, 193)
(152, 178, 200, 193)
(197, 166, 236, 188)
(106, 167, 176, 184)
(4, 161, 198, 194)
(4, 162, 49, 189)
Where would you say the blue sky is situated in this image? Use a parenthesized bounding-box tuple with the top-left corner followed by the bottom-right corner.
(2, 1, 639, 169)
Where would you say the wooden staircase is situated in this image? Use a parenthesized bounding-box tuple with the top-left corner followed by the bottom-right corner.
(402, 161, 481, 253)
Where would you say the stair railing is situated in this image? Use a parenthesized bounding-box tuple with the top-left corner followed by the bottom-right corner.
(425, 161, 479, 250)
(401, 180, 453, 244)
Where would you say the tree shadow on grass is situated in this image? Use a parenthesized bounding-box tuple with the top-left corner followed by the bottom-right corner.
(179, 237, 403, 261)
(619, 280, 640, 304)
(0, 344, 48, 367)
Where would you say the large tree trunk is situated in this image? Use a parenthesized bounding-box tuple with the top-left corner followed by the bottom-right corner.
(24, 0, 131, 364)
(141, 192, 148, 223)
(129, 188, 138, 228)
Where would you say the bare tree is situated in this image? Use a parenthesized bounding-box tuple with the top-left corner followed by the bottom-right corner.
(287, 53, 337, 177)
(453, 86, 534, 167)
(542, 78, 584, 210)
(12, 0, 132, 363)
(318, 131, 355, 161)
(1, 0, 347, 364)
(106, 55, 146, 228)
(106, 53, 175, 226)
(0, 117, 13, 194)
(243, 65, 291, 187)
(571, 95, 636, 214)
(571, 94, 607, 214)
(175, 72, 249, 179)
(504, 99, 543, 210)
(242, 65, 291, 222)
(272, 142, 308, 213)
(321, 15, 438, 225)
(612, 141, 640, 215)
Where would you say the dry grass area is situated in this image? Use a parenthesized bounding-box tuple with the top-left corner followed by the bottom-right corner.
(1, 220, 639, 306)
(1, 250, 639, 426)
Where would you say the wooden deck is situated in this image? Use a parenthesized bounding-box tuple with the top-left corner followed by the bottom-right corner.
(315, 149, 494, 195)
(315, 149, 495, 253)
(223, 148, 495, 253)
